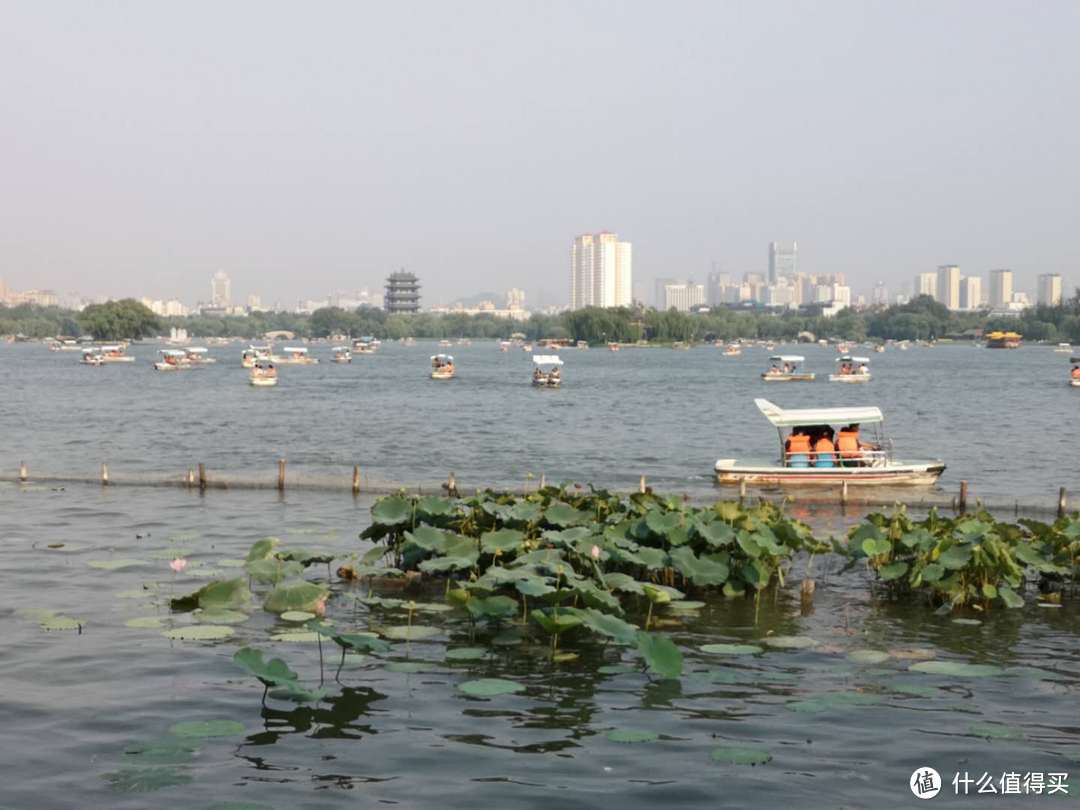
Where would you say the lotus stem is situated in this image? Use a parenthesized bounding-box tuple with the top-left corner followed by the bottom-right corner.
(317, 634, 325, 686)
(336, 648, 346, 683)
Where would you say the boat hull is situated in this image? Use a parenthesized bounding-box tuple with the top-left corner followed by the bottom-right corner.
(249, 377, 277, 387)
(761, 373, 815, 382)
(714, 461, 945, 487)
(1071, 379, 1080, 387)
(101, 356, 135, 363)
(431, 370, 455, 380)
(828, 374, 872, 383)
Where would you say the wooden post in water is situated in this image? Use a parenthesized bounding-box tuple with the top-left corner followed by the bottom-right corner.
(198, 463, 207, 491)
(840, 480, 848, 505)
(101, 463, 109, 486)
(352, 465, 361, 495)
(959, 481, 968, 513)
(277, 459, 286, 492)
(443, 472, 458, 498)
(1059, 487, 1068, 518)
(19, 461, 27, 482)
(639, 475, 646, 494)
(738, 479, 747, 503)
(187, 468, 195, 488)
(539, 473, 545, 489)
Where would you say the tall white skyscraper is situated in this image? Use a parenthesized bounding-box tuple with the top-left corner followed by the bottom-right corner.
(570, 232, 632, 309)
(661, 281, 705, 312)
(1037, 273, 1063, 306)
(989, 269, 1013, 308)
(960, 276, 982, 310)
(914, 272, 937, 300)
(211, 271, 231, 307)
(768, 241, 797, 284)
(936, 265, 961, 310)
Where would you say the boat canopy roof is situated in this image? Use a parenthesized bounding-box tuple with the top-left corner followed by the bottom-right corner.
(770, 355, 804, 363)
(431, 354, 454, 362)
(754, 398, 883, 428)
(100, 344, 123, 351)
(185, 347, 208, 354)
(533, 355, 563, 366)
(81, 347, 99, 354)
(160, 349, 187, 357)
(837, 355, 870, 363)
(332, 346, 349, 352)
(283, 346, 308, 353)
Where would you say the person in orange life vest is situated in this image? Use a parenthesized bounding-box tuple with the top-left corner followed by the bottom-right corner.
(1072, 364, 1080, 379)
(837, 424, 863, 466)
(785, 429, 812, 467)
(813, 427, 836, 468)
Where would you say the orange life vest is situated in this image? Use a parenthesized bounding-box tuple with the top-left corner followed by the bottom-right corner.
(788, 434, 811, 454)
(837, 430, 860, 458)
(1072, 367, 1080, 379)
(814, 437, 835, 458)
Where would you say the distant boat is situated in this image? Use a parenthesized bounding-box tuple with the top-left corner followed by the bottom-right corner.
(184, 347, 215, 366)
(332, 346, 352, 363)
(608, 342, 620, 352)
(986, 331, 1022, 349)
(431, 354, 456, 380)
(723, 344, 741, 356)
(761, 355, 815, 382)
(241, 345, 271, 368)
(80, 347, 104, 366)
(532, 355, 563, 388)
(249, 361, 278, 387)
(272, 346, 319, 365)
(829, 355, 872, 383)
(352, 337, 378, 354)
(1054, 343, 1073, 353)
(153, 349, 190, 371)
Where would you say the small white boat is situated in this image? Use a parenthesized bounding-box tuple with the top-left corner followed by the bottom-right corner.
(80, 347, 104, 366)
(608, 342, 620, 352)
(532, 355, 563, 388)
(439, 339, 452, 348)
(829, 355, 872, 383)
(576, 340, 589, 350)
(723, 343, 741, 356)
(249, 361, 278, 387)
(431, 354, 456, 380)
(1070, 356, 1080, 387)
(184, 347, 216, 366)
(332, 346, 352, 363)
(154, 349, 190, 371)
(272, 346, 319, 365)
(352, 337, 378, 355)
(241, 345, 272, 368)
(522, 344, 534, 353)
(498, 341, 511, 352)
(99, 344, 135, 363)
(761, 355, 815, 382)
(1055, 343, 1073, 354)
(714, 399, 945, 488)
(51, 338, 83, 352)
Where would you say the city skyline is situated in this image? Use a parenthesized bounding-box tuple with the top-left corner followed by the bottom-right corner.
(3, 3, 1079, 307)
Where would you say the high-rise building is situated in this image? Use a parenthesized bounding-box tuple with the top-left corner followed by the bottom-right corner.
(1037, 273, 1063, 306)
(989, 269, 1014, 309)
(506, 288, 526, 310)
(570, 232, 632, 309)
(914, 272, 937, 300)
(211, 271, 231, 307)
(384, 270, 421, 313)
(936, 265, 961, 310)
(960, 276, 982, 311)
(661, 282, 705, 312)
(768, 241, 797, 284)
(871, 282, 888, 306)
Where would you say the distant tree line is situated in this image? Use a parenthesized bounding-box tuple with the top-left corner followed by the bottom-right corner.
(3, 290, 1079, 343)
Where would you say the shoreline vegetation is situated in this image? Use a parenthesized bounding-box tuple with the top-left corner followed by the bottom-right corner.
(3, 292, 1080, 343)
(153, 486, 1079, 699)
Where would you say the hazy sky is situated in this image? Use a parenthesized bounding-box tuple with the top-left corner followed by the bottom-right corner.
(2, 1, 1078, 307)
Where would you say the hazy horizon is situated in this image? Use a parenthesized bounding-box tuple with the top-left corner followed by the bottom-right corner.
(3, 1, 1078, 307)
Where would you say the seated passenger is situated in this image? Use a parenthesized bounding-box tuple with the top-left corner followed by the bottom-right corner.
(813, 429, 836, 468)
(1072, 364, 1080, 379)
(837, 424, 862, 466)
(786, 430, 811, 468)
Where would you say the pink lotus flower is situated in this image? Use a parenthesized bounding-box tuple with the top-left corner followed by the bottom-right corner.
(169, 558, 187, 573)
(590, 545, 601, 561)
(313, 595, 328, 617)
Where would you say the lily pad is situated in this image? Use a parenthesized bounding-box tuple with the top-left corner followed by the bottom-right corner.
(103, 766, 192, 792)
(280, 611, 316, 622)
(607, 729, 659, 744)
(910, 661, 1004, 678)
(270, 631, 321, 643)
(847, 649, 890, 665)
(88, 559, 146, 570)
(710, 747, 772, 765)
(380, 624, 441, 641)
(125, 616, 166, 629)
(123, 738, 198, 765)
(952, 618, 982, 626)
(445, 647, 488, 661)
(41, 615, 82, 631)
(458, 678, 525, 697)
(170, 719, 245, 738)
(163, 625, 234, 641)
(763, 635, 819, 650)
(701, 643, 763, 656)
(969, 722, 1023, 740)
(263, 582, 329, 615)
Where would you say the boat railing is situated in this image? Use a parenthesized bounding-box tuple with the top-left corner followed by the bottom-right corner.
(783, 448, 890, 468)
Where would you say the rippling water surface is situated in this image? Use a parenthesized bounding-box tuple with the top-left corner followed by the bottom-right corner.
(2, 340, 1077, 500)
(2, 482, 1078, 809)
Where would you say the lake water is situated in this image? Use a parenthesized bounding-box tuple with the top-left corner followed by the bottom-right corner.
(2, 340, 1077, 503)
(2, 483, 1078, 809)
(2, 341, 1079, 809)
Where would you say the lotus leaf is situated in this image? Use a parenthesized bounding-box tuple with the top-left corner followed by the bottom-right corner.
(570, 607, 639, 644)
(123, 739, 197, 765)
(380, 624, 441, 641)
(270, 631, 321, 643)
(458, 678, 524, 697)
(669, 547, 729, 586)
(263, 582, 328, 614)
(910, 660, 1004, 678)
(446, 647, 488, 661)
(88, 559, 146, 570)
(532, 609, 584, 635)
(636, 631, 683, 679)
(544, 501, 589, 527)
(164, 625, 234, 641)
(170, 719, 245, 738)
(419, 554, 478, 574)
(40, 615, 82, 631)
(246, 558, 304, 585)
(700, 643, 763, 656)
(480, 528, 525, 554)
(171, 578, 251, 612)
(246, 538, 280, 563)
(938, 545, 972, 570)
(998, 585, 1024, 608)
(710, 747, 772, 765)
(969, 722, 1023, 740)
(762, 635, 818, 650)
(603, 573, 644, 594)
(515, 577, 556, 598)
(371, 495, 411, 526)
(695, 520, 735, 547)
(416, 495, 455, 518)
(848, 649, 890, 665)
(879, 561, 909, 581)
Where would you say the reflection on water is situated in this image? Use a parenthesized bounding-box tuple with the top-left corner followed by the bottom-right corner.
(0, 484, 1077, 809)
